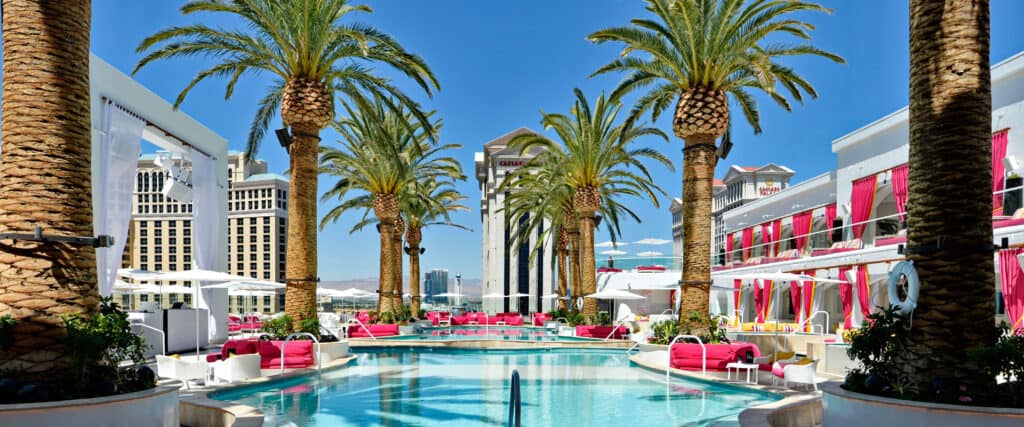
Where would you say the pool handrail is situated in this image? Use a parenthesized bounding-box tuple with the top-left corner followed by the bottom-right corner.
(507, 369, 521, 427)
(792, 311, 830, 335)
(625, 341, 641, 355)
(346, 318, 376, 340)
(130, 322, 165, 356)
(280, 332, 321, 373)
(667, 335, 706, 380)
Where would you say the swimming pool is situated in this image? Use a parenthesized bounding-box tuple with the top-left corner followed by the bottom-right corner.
(380, 325, 596, 342)
(210, 348, 780, 426)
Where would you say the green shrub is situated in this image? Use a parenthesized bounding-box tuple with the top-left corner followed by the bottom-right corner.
(60, 297, 153, 397)
(649, 320, 679, 345)
(968, 323, 1024, 407)
(260, 315, 294, 338)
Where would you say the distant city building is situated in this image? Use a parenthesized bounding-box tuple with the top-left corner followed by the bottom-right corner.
(425, 269, 448, 302)
(475, 128, 555, 314)
(671, 164, 795, 263)
(119, 151, 289, 314)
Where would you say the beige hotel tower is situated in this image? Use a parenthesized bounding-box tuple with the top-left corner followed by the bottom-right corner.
(119, 151, 289, 315)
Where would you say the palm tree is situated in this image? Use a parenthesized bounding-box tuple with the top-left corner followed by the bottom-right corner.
(134, 0, 438, 323)
(401, 179, 470, 316)
(508, 89, 672, 322)
(589, 0, 842, 331)
(0, 0, 96, 377)
(319, 97, 460, 319)
(898, 0, 995, 392)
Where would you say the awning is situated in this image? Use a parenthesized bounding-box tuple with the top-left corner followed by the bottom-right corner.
(597, 272, 735, 292)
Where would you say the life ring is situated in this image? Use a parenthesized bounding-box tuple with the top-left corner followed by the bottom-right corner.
(888, 261, 920, 316)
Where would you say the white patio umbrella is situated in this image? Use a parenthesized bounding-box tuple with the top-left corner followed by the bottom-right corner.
(151, 269, 252, 356)
(117, 268, 162, 281)
(595, 241, 628, 248)
(482, 293, 507, 299)
(636, 251, 663, 257)
(585, 289, 645, 300)
(600, 249, 627, 256)
(633, 238, 671, 245)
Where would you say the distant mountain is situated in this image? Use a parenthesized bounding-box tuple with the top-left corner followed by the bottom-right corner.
(319, 277, 483, 297)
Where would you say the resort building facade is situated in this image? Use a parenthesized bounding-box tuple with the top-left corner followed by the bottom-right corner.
(424, 269, 449, 303)
(120, 151, 288, 314)
(708, 51, 1024, 332)
(476, 128, 555, 314)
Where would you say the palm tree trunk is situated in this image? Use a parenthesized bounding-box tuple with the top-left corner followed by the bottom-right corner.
(377, 219, 395, 318)
(392, 217, 404, 314)
(678, 137, 717, 333)
(0, 0, 97, 376)
(557, 249, 569, 312)
(407, 227, 422, 317)
(283, 125, 321, 326)
(578, 218, 598, 321)
(899, 0, 995, 392)
(568, 228, 582, 313)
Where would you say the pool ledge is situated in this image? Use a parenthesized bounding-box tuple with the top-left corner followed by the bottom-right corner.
(628, 351, 824, 427)
(177, 355, 358, 427)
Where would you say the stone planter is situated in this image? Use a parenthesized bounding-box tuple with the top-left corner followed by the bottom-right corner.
(399, 324, 416, 335)
(316, 341, 350, 365)
(822, 381, 1024, 427)
(0, 384, 179, 427)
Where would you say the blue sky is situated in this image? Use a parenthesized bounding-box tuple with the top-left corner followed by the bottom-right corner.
(90, 1, 1024, 281)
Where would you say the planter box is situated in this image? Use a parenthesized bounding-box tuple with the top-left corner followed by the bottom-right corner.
(316, 341, 350, 365)
(822, 381, 1024, 427)
(0, 384, 179, 427)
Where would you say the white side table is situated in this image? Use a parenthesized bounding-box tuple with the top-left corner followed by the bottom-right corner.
(726, 362, 759, 384)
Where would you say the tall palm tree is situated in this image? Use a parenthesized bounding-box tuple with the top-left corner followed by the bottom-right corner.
(508, 89, 672, 322)
(134, 0, 438, 323)
(899, 0, 995, 392)
(0, 0, 96, 377)
(401, 179, 470, 316)
(589, 0, 842, 331)
(319, 97, 460, 319)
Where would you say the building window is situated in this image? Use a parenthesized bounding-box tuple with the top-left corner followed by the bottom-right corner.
(183, 229, 191, 236)
(140, 294, 148, 302)
(154, 246, 162, 254)
(250, 245, 256, 252)
(168, 229, 176, 237)
(140, 255, 148, 263)
(184, 294, 192, 305)
(236, 263, 244, 271)
(250, 263, 257, 271)
(184, 255, 191, 264)
(154, 220, 161, 228)
(249, 235, 256, 243)
(236, 235, 244, 243)
(263, 253, 270, 261)
(140, 238, 148, 245)
(264, 235, 270, 243)
(263, 271, 271, 280)
(184, 243, 191, 251)
(250, 217, 257, 225)
(140, 247, 147, 254)
(249, 253, 256, 261)
(263, 296, 271, 306)
(263, 226, 270, 234)
(169, 237, 176, 246)
(263, 262, 270, 270)
(140, 229, 148, 237)
(263, 217, 270, 225)
(236, 253, 244, 261)
(155, 237, 162, 245)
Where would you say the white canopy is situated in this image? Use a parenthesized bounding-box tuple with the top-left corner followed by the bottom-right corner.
(229, 289, 277, 297)
(595, 241, 627, 248)
(600, 249, 627, 256)
(585, 289, 645, 300)
(150, 269, 251, 283)
(113, 281, 160, 293)
(147, 285, 194, 294)
(331, 288, 375, 298)
(636, 251, 663, 257)
(205, 280, 284, 291)
(117, 268, 162, 281)
(633, 238, 671, 245)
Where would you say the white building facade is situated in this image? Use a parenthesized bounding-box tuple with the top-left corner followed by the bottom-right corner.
(476, 128, 555, 314)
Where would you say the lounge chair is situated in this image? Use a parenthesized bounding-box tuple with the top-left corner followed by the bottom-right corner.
(211, 354, 261, 384)
(156, 355, 208, 389)
(811, 239, 863, 256)
(780, 359, 825, 390)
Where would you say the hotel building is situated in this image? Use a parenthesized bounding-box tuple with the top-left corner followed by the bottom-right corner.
(476, 128, 555, 314)
(424, 269, 449, 303)
(120, 151, 289, 314)
(705, 51, 1024, 331)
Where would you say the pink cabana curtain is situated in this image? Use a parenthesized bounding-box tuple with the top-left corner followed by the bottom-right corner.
(772, 220, 783, 255)
(851, 176, 878, 239)
(762, 280, 774, 322)
(726, 232, 734, 263)
(891, 164, 909, 221)
(792, 211, 813, 252)
(838, 266, 854, 329)
(742, 227, 754, 260)
(998, 248, 1024, 334)
(993, 130, 1009, 215)
(761, 223, 773, 257)
(790, 280, 802, 323)
(825, 204, 837, 243)
(856, 265, 872, 320)
(753, 280, 764, 323)
(802, 271, 816, 332)
(733, 279, 743, 326)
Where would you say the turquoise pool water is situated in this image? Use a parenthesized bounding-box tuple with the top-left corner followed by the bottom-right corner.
(380, 326, 596, 342)
(210, 348, 780, 426)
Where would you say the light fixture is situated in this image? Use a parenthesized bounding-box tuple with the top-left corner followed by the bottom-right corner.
(1004, 156, 1021, 175)
(275, 127, 292, 149)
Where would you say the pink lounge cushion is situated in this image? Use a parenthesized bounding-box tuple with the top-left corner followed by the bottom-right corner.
(875, 235, 906, 246)
(995, 217, 1024, 228)
(347, 323, 399, 338)
(575, 325, 629, 339)
(533, 313, 550, 326)
(256, 340, 315, 368)
(262, 355, 314, 369)
(669, 342, 761, 371)
(597, 267, 623, 273)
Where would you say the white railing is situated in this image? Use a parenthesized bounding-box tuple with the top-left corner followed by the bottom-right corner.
(667, 335, 705, 380)
(792, 310, 830, 335)
(131, 323, 165, 356)
(280, 332, 321, 373)
(625, 341, 641, 356)
(345, 318, 375, 340)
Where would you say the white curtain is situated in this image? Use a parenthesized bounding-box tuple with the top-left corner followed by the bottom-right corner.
(191, 150, 220, 339)
(95, 101, 143, 297)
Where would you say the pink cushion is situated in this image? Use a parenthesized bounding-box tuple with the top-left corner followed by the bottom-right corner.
(995, 217, 1024, 228)
(532, 313, 550, 326)
(256, 340, 315, 368)
(670, 342, 761, 371)
(347, 323, 399, 338)
(875, 235, 906, 246)
(575, 325, 628, 339)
